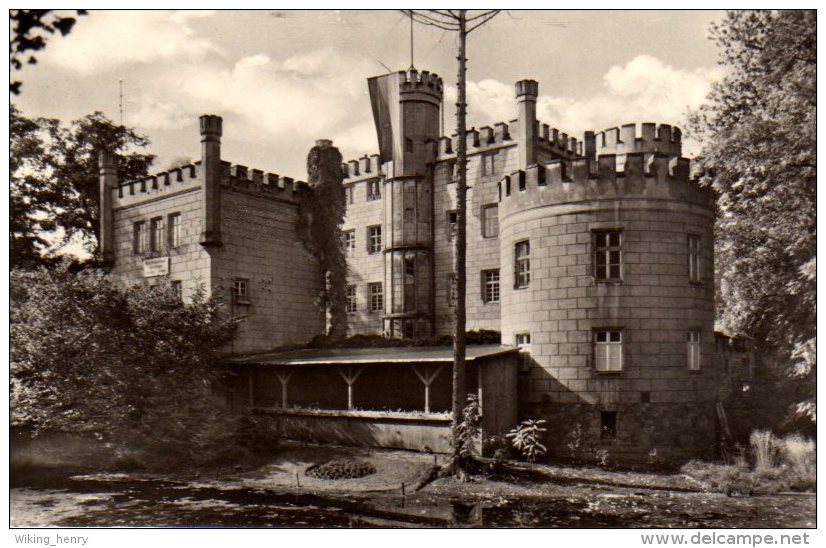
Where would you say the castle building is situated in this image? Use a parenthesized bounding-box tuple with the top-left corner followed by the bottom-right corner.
(101, 67, 718, 464)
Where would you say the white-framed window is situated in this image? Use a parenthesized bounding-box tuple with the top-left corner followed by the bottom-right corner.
(150, 217, 164, 252)
(594, 230, 622, 281)
(515, 240, 530, 288)
(595, 329, 623, 372)
(346, 285, 357, 313)
(168, 212, 181, 248)
(482, 269, 500, 303)
(234, 278, 250, 303)
(482, 204, 499, 238)
(133, 221, 148, 254)
(688, 234, 701, 283)
(368, 225, 382, 254)
(447, 210, 458, 240)
(369, 282, 383, 313)
(516, 332, 531, 373)
(342, 230, 356, 257)
(687, 331, 701, 370)
(347, 185, 355, 205)
(367, 180, 381, 201)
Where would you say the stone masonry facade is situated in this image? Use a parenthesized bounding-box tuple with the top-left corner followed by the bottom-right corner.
(102, 66, 718, 464)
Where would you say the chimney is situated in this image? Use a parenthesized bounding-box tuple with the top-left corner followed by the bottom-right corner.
(199, 115, 223, 247)
(515, 79, 539, 170)
(98, 151, 117, 265)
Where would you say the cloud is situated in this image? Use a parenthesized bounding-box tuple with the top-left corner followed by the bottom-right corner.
(169, 47, 378, 153)
(46, 11, 221, 75)
(447, 55, 722, 155)
(129, 96, 193, 130)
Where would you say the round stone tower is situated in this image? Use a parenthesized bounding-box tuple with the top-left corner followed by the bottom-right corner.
(369, 68, 443, 338)
(498, 111, 717, 463)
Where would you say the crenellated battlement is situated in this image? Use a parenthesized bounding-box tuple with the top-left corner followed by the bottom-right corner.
(113, 160, 309, 209)
(341, 153, 383, 181)
(222, 161, 308, 201)
(398, 68, 443, 96)
(113, 163, 202, 208)
(497, 151, 713, 218)
(535, 120, 582, 158)
(436, 122, 513, 159)
(591, 123, 682, 158)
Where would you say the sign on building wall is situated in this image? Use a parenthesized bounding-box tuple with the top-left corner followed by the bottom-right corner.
(143, 257, 170, 277)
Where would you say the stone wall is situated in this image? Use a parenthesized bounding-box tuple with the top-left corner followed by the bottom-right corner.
(496, 138, 717, 461)
(341, 170, 384, 335)
(110, 167, 212, 298)
(212, 188, 325, 353)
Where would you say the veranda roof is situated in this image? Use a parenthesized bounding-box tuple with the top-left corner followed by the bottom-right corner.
(227, 344, 518, 367)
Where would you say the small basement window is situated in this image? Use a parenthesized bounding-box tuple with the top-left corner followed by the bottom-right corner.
(600, 411, 617, 440)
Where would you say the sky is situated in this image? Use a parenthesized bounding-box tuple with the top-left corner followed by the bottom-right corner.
(12, 9, 727, 181)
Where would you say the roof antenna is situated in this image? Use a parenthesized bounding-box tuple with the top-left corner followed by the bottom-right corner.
(408, 12, 415, 70)
(118, 79, 123, 125)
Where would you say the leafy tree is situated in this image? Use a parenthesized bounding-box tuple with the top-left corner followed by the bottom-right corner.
(10, 265, 241, 464)
(690, 10, 815, 423)
(10, 9, 87, 94)
(10, 105, 59, 268)
(9, 109, 155, 267)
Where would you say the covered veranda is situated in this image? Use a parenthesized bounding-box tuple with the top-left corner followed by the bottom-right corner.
(227, 345, 519, 453)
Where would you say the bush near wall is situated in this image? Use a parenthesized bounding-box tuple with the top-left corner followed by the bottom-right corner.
(10, 264, 245, 469)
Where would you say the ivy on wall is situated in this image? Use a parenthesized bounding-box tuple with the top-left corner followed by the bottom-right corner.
(300, 141, 348, 341)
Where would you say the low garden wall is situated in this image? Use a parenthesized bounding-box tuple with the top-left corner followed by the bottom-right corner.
(255, 407, 453, 453)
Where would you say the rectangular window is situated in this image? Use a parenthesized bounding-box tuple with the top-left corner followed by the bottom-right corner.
(133, 221, 147, 254)
(368, 225, 382, 254)
(594, 230, 622, 281)
(150, 217, 164, 252)
(447, 210, 458, 240)
(481, 151, 497, 176)
(367, 180, 381, 201)
(482, 204, 499, 238)
(595, 330, 623, 372)
(342, 230, 356, 257)
(515, 240, 530, 288)
(234, 278, 250, 303)
(688, 234, 701, 283)
(600, 411, 618, 440)
(516, 333, 531, 373)
(168, 213, 181, 248)
(171, 280, 183, 301)
(687, 331, 701, 371)
(346, 285, 357, 313)
(369, 282, 383, 313)
(482, 269, 500, 303)
(347, 185, 355, 205)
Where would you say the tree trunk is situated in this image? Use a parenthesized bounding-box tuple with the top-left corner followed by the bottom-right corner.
(451, 10, 468, 464)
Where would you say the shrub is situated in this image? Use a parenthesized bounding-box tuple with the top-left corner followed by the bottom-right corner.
(777, 434, 816, 491)
(455, 395, 481, 461)
(506, 419, 547, 462)
(10, 265, 242, 468)
(750, 429, 781, 471)
(681, 459, 755, 496)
